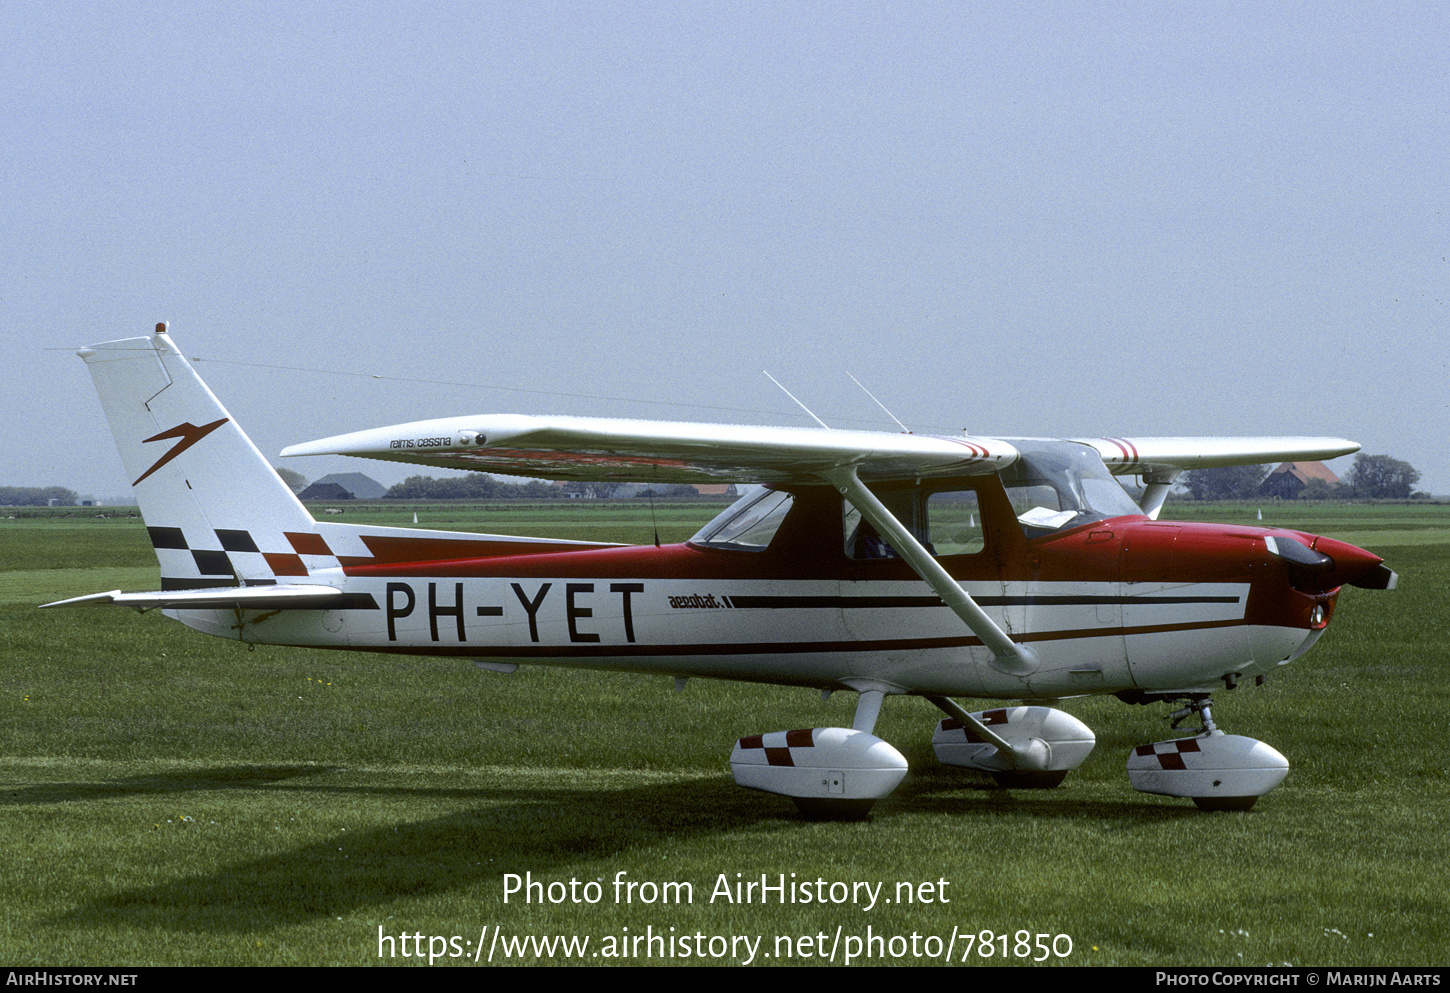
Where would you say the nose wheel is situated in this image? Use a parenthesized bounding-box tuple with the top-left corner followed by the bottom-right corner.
(1127, 695, 1289, 811)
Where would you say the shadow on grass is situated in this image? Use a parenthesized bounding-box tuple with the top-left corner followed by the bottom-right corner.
(3, 764, 341, 804)
(43, 761, 1196, 934)
(898, 765, 1205, 823)
(52, 771, 770, 933)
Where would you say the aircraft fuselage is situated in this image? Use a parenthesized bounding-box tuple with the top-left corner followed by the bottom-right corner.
(169, 478, 1378, 702)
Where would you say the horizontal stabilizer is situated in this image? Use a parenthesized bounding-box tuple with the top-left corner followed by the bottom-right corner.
(41, 584, 346, 612)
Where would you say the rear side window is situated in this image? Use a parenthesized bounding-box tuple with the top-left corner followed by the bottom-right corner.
(925, 489, 985, 555)
(844, 485, 986, 559)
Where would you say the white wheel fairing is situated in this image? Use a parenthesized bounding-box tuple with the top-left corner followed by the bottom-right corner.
(730, 727, 908, 804)
(1127, 732, 1289, 805)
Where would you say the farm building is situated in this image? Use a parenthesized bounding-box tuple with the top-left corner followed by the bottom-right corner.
(298, 473, 386, 501)
(1259, 461, 1342, 500)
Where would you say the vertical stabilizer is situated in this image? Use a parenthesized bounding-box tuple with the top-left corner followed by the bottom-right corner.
(80, 326, 329, 589)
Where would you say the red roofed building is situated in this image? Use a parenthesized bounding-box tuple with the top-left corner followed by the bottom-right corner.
(1259, 461, 1343, 500)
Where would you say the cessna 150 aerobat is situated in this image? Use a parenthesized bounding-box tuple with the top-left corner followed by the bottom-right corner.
(47, 325, 1396, 815)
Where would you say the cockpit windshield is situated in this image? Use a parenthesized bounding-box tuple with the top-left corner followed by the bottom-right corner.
(999, 441, 1143, 537)
(689, 486, 794, 550)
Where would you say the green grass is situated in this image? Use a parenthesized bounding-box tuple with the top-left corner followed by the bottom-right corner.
(0, 504, 1445, 966)
(1158, 498, 1450, 535)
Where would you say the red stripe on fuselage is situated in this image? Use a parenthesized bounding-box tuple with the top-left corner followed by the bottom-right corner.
(333, 515, 1338, 638)
(341, 542, 839, 581)
(339, 534, 611, 570)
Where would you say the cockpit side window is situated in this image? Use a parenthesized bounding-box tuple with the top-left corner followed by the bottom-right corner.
(843, 486, 914, 559)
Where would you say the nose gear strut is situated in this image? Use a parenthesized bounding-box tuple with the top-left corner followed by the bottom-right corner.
(1168, 696, 1218, 735)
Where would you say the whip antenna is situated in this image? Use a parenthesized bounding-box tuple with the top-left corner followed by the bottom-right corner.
(763, 371, 830, 429)
(846, 371, 911, 433)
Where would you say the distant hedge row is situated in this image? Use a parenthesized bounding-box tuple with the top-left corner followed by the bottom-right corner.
(0, 486, 79, 506)
(383, 475, 561, 500)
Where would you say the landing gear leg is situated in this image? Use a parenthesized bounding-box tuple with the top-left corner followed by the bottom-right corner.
(852, 687, 886, 734)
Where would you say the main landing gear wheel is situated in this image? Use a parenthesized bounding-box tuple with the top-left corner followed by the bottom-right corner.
(989, 770, 1070, 789)
(1126, 697, 1289, 811)
(729, 687, 912, 818)
(791, 797, 878, 820)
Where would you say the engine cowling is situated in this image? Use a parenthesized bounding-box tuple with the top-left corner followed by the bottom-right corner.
(730, 727, 908, 817)
(1127, 731, 1288, 810)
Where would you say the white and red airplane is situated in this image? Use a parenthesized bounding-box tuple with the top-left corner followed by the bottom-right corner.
(47, 325, 1396, 815)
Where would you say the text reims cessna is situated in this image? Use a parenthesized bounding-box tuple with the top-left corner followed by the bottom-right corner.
(49, 325, 1396, 815)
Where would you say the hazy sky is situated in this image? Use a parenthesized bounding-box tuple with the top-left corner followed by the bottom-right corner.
(5, 1, 1445, 499)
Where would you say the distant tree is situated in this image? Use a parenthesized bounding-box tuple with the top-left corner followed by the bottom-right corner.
(273, 467, 308, 493)
(1297, 477, 1340, 501)
(385, 475, 431, 500)
(1347, 454, 1420, 499)
(637, 484, 699, 498)
(559, 481, 623, 499)
(384, 474, 561, 500)
(387, 474, 500, 499)
(0, 486, 78, 506)
(1179, 465, 1270, 501)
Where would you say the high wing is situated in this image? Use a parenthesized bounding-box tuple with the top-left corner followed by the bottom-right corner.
(283, 416, 1357, 486)
(1072, 435, 1359, 519)
(1078, 436, 1360, 475)
(281, 414, 1019, 484)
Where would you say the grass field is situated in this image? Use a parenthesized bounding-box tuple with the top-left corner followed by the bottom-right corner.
(1, 500, 1446, 966)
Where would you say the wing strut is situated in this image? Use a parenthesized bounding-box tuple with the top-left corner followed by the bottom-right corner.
(1138, 469, 1181, 520)
(822, 467, 1037, 675)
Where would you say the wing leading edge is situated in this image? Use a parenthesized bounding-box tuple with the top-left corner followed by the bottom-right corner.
(285, 414, 1357, 487)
